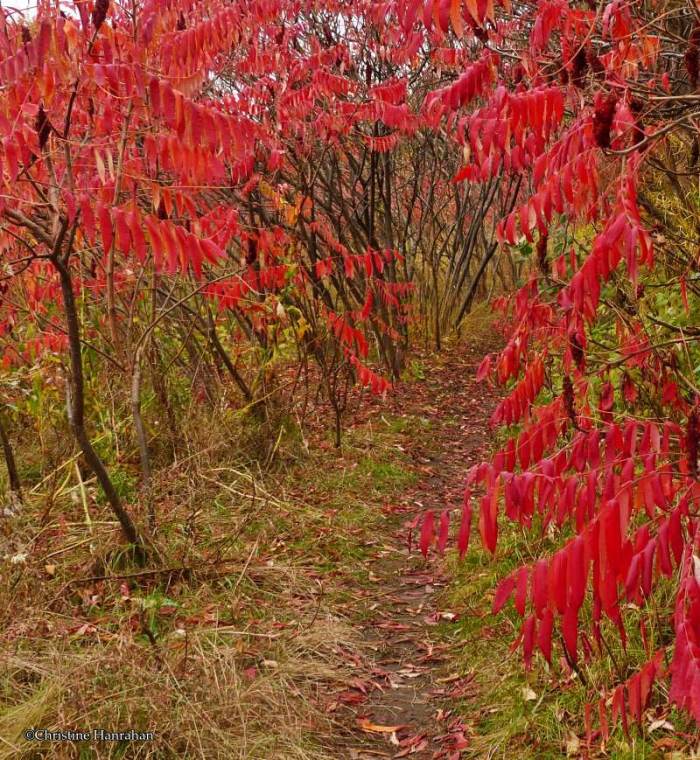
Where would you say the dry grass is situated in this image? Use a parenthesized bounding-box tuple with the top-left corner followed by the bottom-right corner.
(0, 325, 435, 760)
(0, 399, 389, 759)
(1, 618, 356, 759)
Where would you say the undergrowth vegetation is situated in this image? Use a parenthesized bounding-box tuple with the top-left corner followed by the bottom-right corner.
(1, 389, 422, 758)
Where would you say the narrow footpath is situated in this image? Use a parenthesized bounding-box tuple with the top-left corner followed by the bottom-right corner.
(329, 332, 499, 759)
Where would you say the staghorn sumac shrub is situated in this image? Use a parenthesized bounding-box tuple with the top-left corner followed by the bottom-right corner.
(0, 0, 516, 517)
(407, 0, 700, 738)
(0, 0, 447, 547)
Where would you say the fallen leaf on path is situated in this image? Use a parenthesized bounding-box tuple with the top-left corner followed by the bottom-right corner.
(344, 677, 367, 692)
(394, 739, 428, 758)
(376, 621, 411, 631)
(387, 732, 429, 757)
(424, 611, 458, 624)
(357, 718, 408, 734)
(450, 731, 470, 749)
(436, 673, 468, 684)
(333, 690, 368, 707)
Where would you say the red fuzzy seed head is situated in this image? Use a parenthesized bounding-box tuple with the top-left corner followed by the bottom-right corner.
(92, 0, 109, 30)
(569, 331, 585, 370)
(686, 26, 700, 89)
(34, 105, 51, 150)
(571, 47, 588, 88)
(563, 375, 577, 426)
(593, 92, 617, 149)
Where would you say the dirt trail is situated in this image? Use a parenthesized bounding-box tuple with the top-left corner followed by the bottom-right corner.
(331, 335, 499, 759)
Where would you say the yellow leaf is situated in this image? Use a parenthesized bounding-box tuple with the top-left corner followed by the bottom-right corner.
(94, 149, 106, 185)
(152, 183, 161, 213)
(357, 718, 406, 734)
(565, 732, 580, 756)
(295, 317, 310, 339)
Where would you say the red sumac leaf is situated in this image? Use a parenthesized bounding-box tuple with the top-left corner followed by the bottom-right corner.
(478, 482, 499, 555)
(79, 193, 96, 244)
(657, 520, 673, 577)
(457, 491, 472, 559)
(419, 510, 435, 557)
(567, 535, 587, 612)
(493, 572, 516, 614)
(669, 507, 684, 565)
(612, 685, 629, 736)
(532, 558, 548, 616)
(97, 204, 113, 254)
(627, 674, 642, 724)
(599, 698, 609, 742)
(624, 553, 641, 602)
(114, 209, 131, 255)
(476, 353, 492, 382)
(641, 538, 656, 597)
(548, 550, 568, 614)
(128, 210, 147, 263)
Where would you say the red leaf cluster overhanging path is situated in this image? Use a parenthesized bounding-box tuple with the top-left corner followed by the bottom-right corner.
(325, 333, 500, 759)
(400, 0, 700, 740)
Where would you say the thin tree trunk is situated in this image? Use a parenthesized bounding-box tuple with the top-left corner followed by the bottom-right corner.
(455, 242, 499, 326)
(0, 411, 22, 502)
(147, 342, 179, 457)
(333, 403, 342, 449)
(178, 324, 217, 405)
(53, 256, 145, 562)
(432, 262, 441, 352)
(455, 176, 523, 327)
